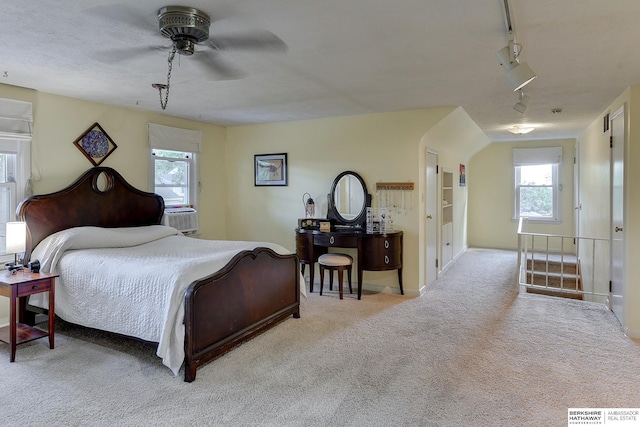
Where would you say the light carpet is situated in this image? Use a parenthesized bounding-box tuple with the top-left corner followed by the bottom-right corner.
(1, 248, 639, 426)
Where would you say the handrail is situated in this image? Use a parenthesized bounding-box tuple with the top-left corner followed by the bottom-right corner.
(517, 217, 610, 301)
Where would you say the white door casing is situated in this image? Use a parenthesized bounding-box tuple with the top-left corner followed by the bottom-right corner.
(574, 143, 580, 241)
(426, 151, 438, 287)
(610, 106, 625, 324)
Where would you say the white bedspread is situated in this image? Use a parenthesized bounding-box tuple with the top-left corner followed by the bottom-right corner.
(29, 225, 299, 375)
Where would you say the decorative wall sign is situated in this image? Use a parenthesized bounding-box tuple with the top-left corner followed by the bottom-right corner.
(254, 153, 288, 186)
(73, 122, 118, 166)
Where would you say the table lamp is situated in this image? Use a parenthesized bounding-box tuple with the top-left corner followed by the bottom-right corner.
(5, 221, 26, 272)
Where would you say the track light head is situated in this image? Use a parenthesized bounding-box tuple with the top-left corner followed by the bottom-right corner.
(513, 91, 530, 113)
(497, 42, 537, 91)
(507, 62, 536, 91)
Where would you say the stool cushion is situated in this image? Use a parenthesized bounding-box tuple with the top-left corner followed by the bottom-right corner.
(318, 253, 353, 267)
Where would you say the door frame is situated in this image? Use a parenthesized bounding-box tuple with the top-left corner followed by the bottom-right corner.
(425, 149, 439, 288)
(609, 105, 626, 324)
(573, 143, 580, 241)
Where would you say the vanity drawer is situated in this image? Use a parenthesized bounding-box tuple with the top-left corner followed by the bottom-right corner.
(362, 250, 402, 269)
(361, 232, 402, 270)
(314, 233, 357, 248)
(363, 234, 401, 252)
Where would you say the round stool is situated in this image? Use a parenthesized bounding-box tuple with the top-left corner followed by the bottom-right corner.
(318, 253, 353, 299)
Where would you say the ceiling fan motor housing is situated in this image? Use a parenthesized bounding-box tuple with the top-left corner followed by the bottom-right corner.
(158, 6, 211, 54)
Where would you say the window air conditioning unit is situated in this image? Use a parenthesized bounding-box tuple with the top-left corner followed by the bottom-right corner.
(162, 207, 199, 234)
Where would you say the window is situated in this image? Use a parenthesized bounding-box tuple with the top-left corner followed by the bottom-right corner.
(0, 152, 18, 222)
(151, 148, 196, 207)
(148, 123, 201, 209)
(513, 147, 562, 222)
(0, 98, 32, 258)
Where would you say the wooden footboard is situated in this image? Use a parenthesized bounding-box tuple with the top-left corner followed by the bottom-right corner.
(183, 247, 300, 382)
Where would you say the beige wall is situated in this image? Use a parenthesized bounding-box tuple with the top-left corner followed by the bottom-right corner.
(575, 86, 640, 335)
(575, 91, 628, 302)
(225, 107, 489, 294)
(625, 86, 640, 337)
(420, 107, 492, 274)
(467, 138, 576, 250)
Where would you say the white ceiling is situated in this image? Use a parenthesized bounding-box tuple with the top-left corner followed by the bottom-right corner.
(2, 0, 640, 142)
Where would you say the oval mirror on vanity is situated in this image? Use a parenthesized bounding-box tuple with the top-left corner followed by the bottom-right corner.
(327, 171, 371, 228)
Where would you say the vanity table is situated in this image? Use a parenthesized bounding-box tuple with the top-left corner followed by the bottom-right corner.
(296, 171, 403, 299)
(296, 228, 403, 299)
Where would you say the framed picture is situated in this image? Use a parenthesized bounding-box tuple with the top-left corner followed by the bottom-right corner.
(254, 153, 288, 186)
(73, 122, 117, 166)
(459, 164, 466, 187)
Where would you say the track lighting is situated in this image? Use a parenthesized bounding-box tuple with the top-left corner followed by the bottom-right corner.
(496, 41, 536, 91)
(513, 90, 530, 113)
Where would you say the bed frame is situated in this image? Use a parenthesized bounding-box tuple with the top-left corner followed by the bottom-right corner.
(17, 167, 300, 382)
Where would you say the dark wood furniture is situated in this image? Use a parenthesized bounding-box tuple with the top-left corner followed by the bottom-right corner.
(296, 229, 403, 299)
(17, 167, 300, 382)
(0, 271, 57, 362)
(318, 253, 353, 299)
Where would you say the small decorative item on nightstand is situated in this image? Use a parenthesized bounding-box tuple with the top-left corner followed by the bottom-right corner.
(28, 260, 41, 273)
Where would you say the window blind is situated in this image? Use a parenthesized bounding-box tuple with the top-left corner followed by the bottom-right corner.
(0, 98, 33, 140)
(148, 123, 201, 153)
(513, 147, 562, 166)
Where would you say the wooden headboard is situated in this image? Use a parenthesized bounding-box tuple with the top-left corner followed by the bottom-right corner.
(17, 167, 164, 261)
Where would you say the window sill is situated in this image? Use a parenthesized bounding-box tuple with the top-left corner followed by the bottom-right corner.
(513, 217, 560, 224)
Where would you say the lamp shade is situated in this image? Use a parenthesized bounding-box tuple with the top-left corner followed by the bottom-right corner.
(6, 221, 26, 254)
(506, 62, 536, 91)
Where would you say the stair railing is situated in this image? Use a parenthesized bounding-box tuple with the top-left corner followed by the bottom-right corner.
(517, 217, 610, 302)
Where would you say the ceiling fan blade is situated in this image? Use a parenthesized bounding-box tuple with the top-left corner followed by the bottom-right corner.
(96, 45, 169, 63)
(206, 30, 288, 52)
(83, 3, 158, 36)
(193, 51, 245, 80)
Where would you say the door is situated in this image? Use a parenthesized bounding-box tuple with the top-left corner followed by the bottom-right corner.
(426, 151, 438, 287)
(573, 143, 581, 241)
(610, 106, 625, 323)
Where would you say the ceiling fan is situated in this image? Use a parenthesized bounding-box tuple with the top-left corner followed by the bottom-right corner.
(147, 5, 287, 109)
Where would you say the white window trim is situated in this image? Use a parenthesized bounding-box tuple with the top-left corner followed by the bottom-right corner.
(149, 149, 199, 208)
(147, 123, 201, 210)
(513, 163, 561, 223)
(0, 98, 32, 261)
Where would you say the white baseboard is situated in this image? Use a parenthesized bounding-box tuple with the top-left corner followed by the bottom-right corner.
(624, 326, 640, 340)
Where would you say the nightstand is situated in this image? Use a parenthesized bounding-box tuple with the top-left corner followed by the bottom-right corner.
(0, 271, 58, 362)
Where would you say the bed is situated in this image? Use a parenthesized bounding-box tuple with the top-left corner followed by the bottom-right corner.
(18, 166, 300, 382)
